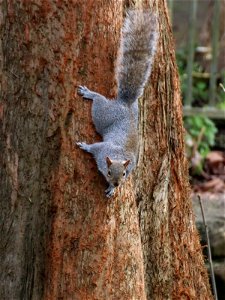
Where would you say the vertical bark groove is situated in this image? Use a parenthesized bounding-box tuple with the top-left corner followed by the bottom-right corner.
(136, 0, 213, 299)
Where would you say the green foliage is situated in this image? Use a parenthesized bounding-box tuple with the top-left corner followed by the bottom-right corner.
(176, 49, 188, 96)
(176, 49, 225, 106)
(177, 49, 207, 103)
(192, 81, 208, 103)
(184, 116, 217, 174)
(217, 100, 225, 110)
(176, 48, 224, 174)
(185, 116, 217, 157)
(217, 74, 225, 110)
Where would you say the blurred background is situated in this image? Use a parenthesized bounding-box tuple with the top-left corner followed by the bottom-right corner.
(168, 0, 225, 298)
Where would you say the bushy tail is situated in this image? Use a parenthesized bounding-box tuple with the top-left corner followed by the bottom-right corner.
(116, 10, 159, 104)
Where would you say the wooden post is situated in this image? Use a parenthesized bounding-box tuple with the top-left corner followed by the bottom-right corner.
(198, 196, 218, 300)
(209, 0, 221, 105)
(185, 0, 197, 106)
(168, 0, 174, 22)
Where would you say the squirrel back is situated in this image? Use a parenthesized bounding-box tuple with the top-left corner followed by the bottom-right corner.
(116, 10, 158, 104)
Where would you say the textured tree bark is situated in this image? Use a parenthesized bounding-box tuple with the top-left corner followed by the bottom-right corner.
(0, 1, 145, 300)
(135, 0, 213, 299)
(0, 1, 213, 300)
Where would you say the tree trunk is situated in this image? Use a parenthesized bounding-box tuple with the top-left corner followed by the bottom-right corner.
(136, 0, 213, 299)
(0, 1, 213, 300)
(0, 1, 145, 300)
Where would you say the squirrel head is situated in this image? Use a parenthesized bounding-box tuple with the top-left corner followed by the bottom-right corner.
(105, 156, 130, 188)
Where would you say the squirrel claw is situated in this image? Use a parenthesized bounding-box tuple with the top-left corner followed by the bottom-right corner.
(76, 142, 90, 152)
(77, 85, 89, 96)
(77, 85, 94, 99)
(105, 187, 115, 198)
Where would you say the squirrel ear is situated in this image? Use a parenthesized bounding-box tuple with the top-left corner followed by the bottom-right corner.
(123, 160, 130, 168)
(106, 157, 112, 167)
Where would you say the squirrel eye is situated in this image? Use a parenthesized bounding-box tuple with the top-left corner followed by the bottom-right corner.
(123, 171, 126, 177)
(108, 170, 111, 176)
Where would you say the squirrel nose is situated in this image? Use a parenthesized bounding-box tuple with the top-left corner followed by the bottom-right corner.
(114, 182, 119, 187)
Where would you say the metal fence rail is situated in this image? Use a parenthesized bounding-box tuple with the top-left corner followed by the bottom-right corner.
(168, 0, 225, 119)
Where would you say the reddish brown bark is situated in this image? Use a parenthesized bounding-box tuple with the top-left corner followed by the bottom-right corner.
(0, 0, 213, 300)
(136, 0, 213, 299)
(0, 1, 145, 299)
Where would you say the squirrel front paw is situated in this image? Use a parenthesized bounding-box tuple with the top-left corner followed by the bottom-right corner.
(77, 86, 92, 99)
(105, 186, 115, 198)
(76, 142, 90, 152)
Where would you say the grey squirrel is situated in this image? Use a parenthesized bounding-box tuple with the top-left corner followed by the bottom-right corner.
(77, 10, 158, 197)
